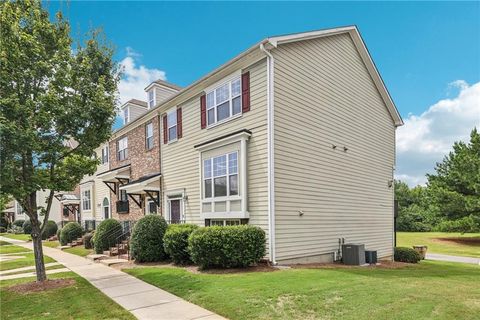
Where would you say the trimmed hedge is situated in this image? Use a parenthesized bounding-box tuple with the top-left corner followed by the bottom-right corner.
(84, 232, 95, 249)
(130, 215, 168, 262)
(188, 225, 266, 269)
(394, 247, 421, 263)
(164, 224, 199, 265)
(42, 220, 58, 240)
(60, 222, 83, 245)
(93, 219, 123, 254)
(22, 220, 32, 234)
(56, 228, 62, 240)
(13, 219, 24, 228)
(0, 226, 6, 233)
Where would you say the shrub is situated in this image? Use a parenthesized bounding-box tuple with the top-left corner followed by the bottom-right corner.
(394, 247, 421, 263)
(0, 226, 6, 233)
(130, 215, 168, 262)
(11, 226, 23, 234)
(60, 222, 83, 245)
(56, 227, 62, 240)
(12, 219, 24, 228)
(84, 231, 95, 249)
(188, 225, 266, 269)
(164, 224, 199, 265)
(435, 215, 480, 233)
(93, 219, 123, 254)
(22, 220, 32, 234)
(41, 220, 58, 240)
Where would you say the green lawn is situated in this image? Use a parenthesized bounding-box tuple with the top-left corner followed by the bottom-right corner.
(2, 264, 66, 276)
(126, 261, 480, 320)
(63, 246, 93, 257)
(397, 232, 480, 257)
(0, 252, 55, 271)
(42, 241, 59, 248)
(0, 240, 12, 246)
(0, 272, 135, 320)
(0, 234, 31, 241)
(0, 245, 31, 254)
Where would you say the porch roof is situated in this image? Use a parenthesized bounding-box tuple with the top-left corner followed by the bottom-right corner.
(119, 172, 161, 194)
(97, 164, 131, 182)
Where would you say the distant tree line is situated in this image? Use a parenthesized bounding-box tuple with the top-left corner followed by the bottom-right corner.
(395, 128, 480, 233)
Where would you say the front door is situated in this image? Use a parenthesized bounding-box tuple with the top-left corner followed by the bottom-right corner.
(170, 199, 181, 223)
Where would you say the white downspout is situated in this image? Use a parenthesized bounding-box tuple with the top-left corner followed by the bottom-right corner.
(260, 42, 276, 265)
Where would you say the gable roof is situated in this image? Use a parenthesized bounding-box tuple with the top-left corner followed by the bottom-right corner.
(265, 26, 403, 126)
(145, 79, 182, 92)
(113, 26, 402, 138)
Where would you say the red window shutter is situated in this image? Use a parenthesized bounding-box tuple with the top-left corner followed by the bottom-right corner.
(177, 107, 182, 138)
(200, 94, 206, 129)
(163, 115, 168, 144)
(241, 71, 250, 113)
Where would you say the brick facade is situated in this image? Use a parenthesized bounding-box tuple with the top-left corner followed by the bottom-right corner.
(109, 115, 161, 221)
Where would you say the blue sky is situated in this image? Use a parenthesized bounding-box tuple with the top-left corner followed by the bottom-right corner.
(46, 1, 480, 185)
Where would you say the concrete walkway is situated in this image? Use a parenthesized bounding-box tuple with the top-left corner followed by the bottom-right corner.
(0, 236, 226, 320)
(426, 253, 480, 265)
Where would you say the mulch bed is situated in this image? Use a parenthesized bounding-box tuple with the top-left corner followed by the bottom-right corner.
(435, 237, 480, 245)
(7, 279, 76, 294)
(186, 262, 277, 274)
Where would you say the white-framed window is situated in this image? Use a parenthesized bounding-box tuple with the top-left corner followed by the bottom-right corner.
(206, 77, 241, 126)
(101, 145, 109, 164)
(210, 219, 241, 226)
(145, 122, 154, 150)
(148, 90, 155, 109)
(145, 198, 158, 215)
(167, 110, 177, 142)
(117, 137, 128, 161)
(119, 189, 128, 202)
(123, 107, 129, 125)
(82, 189, 91, 211)
(202, 152, 239, 213)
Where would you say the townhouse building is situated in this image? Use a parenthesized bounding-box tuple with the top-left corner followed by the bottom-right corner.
(90, 26, 402, 264)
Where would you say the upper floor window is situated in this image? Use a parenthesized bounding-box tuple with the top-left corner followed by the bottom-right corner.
(206, 78, 241, 126)
(148, 90, 155, 109)
(82, 189, 91, 211)
(167, 110, 177, 142)
(145, 122, 154, 150)
(123, 107, 129, 125)
(117, 137, 128, 161)
(101, 146, 109, 164)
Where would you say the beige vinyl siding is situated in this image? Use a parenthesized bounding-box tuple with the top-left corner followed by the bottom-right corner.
(154, 86, 178, 105)
(161, 59, 269, 236)
(273, 33, 396, 261)
(129, 105, 148, 123)
(79, 144, 111, 221)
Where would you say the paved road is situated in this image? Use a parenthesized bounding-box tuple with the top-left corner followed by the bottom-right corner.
(0, 236, 226, 320)
(426, 253, 480, 265)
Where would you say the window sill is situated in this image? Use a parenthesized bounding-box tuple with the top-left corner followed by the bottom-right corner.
(200, 211, 249, 220)
(206, 113, 242, 130)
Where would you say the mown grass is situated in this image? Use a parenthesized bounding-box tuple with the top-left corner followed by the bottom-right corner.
(0, 234, 31, 241)
(397, 232, 480, 257)
(0, 245, 31, 255)
(0, 272, 135, 320)
(126, 261, 480, 320)
(63, 246, 93, 257)
(0, 253, 55, 272)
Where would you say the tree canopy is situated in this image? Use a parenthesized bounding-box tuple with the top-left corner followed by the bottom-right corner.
(0, 0, 119, 281)
(396, 128, 480, 233)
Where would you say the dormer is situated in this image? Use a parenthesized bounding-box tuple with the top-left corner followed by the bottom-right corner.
(120, 99, 148, 125)
(144, 79, 181, 109)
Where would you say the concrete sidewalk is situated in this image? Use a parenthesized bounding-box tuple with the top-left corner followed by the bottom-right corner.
(426, 253, 480, 265)
(0, 236, 226, 320)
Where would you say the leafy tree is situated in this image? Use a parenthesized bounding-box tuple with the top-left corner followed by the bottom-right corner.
(427, 128, 480, 231)
(0, 0, 119, 281)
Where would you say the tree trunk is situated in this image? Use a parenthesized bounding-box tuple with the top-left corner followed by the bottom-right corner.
(31, 223, 47, 282)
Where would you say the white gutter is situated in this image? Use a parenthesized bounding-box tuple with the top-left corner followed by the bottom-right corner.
(260, 43, 276, 265)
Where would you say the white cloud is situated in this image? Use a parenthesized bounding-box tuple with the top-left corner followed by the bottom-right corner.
(117, 47, 166, 105)
(396, 81, 480, 187)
